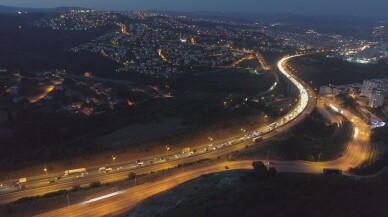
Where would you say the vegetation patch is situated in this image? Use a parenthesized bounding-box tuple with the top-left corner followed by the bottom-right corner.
(233, 109, 353, 161)
(127, 167, 388, 217)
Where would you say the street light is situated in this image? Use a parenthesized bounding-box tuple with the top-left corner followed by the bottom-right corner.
(166, 146, 170, 152)
(112, 156, 116, 164)
(43, 168, 48, 175)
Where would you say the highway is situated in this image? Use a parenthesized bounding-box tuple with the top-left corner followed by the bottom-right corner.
(0, 54, 316, 205)
(35, 98, 372, 217)
(24, 54, 372, 216)
(34, 160, 334, 217)
(6, 53, 374, 217)
(0, 54, 316, 204)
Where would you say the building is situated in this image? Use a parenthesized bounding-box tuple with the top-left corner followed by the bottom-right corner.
(332, 85, 347, 95)
(319, 84, 348, 95)
(361, 79, 388, 97)
(319, 85, 333, 95)
(369, 88, 385, 108)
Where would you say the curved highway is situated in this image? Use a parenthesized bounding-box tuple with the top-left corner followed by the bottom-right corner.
(33, 54, 373, 216)
(0, 54, 317, 206)
(12, 54, 377, 217)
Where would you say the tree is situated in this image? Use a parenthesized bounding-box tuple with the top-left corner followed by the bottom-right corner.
(252, 161, 268, 179)
(128, 172, 136, 180)
(268, 167, 277, 176)
(89, 181, 101, 188)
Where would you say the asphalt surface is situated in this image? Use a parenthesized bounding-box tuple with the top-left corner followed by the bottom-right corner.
(35, 100, 371, 217)
(0, 54, 316, 205)
(3, 54, 374, 217)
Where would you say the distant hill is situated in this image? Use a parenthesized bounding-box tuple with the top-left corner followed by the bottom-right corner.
(156, 10, 380, 25)
(155, 10, 379, 37)
(0, 5, 88, 14)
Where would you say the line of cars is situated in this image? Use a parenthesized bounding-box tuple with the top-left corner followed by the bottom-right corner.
(9, 128, 268, 192)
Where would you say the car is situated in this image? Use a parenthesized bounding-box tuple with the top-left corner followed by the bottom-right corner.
(76, 173, 86, 178)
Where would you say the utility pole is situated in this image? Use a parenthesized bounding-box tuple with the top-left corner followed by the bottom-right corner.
(66, 193, 70, 206)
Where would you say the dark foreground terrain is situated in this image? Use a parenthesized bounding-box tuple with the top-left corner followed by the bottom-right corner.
(126, 168, 388, 217)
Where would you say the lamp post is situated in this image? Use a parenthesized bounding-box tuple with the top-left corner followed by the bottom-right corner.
(43, 168, 48, 175)
(112, 156, 116, 165)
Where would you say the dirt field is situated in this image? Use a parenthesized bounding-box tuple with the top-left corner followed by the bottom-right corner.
(93, 117, 187, 148)
(0, 114, 270, 181)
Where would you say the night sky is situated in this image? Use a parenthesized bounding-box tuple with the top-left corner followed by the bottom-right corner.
(0, 0, 387, 18)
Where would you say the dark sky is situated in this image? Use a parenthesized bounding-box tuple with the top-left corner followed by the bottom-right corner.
(1, 0, 388, 18)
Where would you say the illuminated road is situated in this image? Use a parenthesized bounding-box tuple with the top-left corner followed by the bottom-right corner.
(28, 85, 55, 103)
(12, 54, 372, 216)
(117, 23, 131, 36)
(0, 54, 316, 205)
(33, 160, 337, 217)
(318, 96, 371, 171)
(34, 98, 373, 217)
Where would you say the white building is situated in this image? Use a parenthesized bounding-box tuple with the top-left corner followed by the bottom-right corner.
(319, 85, 333, 95)
(332, 85, 347, 95)
(369, 88, 385, 108)
(319, 84, 349, 95)
(361, 79, 388, 98)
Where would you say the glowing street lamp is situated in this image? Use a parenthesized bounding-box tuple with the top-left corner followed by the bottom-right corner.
(43, 168, 48, 175)
(112, 156, 116, 164)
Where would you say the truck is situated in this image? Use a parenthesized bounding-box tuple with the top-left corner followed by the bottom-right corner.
(182, 147, 191, 154)
(17, 177, 27, 184)
(64, 168, 87, 176)
(323, 168, 342, 175)
(252, 136, 263, 143)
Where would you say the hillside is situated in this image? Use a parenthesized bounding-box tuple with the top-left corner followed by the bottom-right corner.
(0, 5, 87, 14)
(126, 169, 388, 217)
